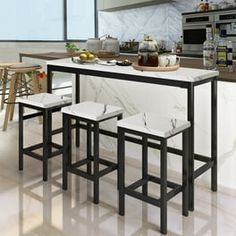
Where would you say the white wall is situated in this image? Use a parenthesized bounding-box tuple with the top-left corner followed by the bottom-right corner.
(0, 42, 85, 63)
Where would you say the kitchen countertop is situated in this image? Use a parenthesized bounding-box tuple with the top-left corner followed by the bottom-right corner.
(19, 51, 235, 83)
(117, 54, 236, 83)
(47, 58, 219, 83)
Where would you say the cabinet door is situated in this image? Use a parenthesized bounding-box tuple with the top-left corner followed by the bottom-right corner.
(98, 0, 169, 11)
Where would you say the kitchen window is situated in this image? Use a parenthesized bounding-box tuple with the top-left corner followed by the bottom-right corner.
(0, 0, 96, 41)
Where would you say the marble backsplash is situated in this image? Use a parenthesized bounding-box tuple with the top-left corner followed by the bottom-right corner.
(98, 0, 234, 49)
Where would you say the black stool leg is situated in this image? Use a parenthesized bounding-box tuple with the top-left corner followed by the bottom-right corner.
(182, 129, 189, 217)
(42, 109, 51, 181)
(67, 117, 72, 167)
(63, 114, 70, 190)
(160, 138, 167, 235)
(93, 122, 99, 204)
(19, 103, 24, 171)
(87, 123, 92, 175)
(117, 114, 123, 190)
(142, 136, 148, 196)
(118, 127, 125, 216)
(48, 109, 52, 158)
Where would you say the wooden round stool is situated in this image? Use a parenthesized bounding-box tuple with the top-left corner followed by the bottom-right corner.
(2, 63, 41, 131)
(0, 63, 15, 110)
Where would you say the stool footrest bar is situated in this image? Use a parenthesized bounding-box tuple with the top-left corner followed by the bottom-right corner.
(166, 186, 182, 201)
(99, 164, 117, 177)
(123, 188, 161, 207)
(71, 159, 91, 168)
(23, 150, 42, 161)
(149, 175, 180, 189)
(127, 178, 149, 190)
(23, 112, 44, 120)
(194, 161, 214, 179)
(67, 167, 94, 181)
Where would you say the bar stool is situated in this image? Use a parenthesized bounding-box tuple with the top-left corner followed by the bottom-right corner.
(3, 63, 42, 131)
(0, 63, 14, 110)
(117, 113, 190, 235)
(18, 93, 72, 181)
(61, 101, 123, 204)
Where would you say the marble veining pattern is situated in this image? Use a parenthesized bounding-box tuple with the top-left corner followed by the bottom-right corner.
(118, 112, 190, 138)
(61, 101, 123, 121)
(18, 93, 72, 108)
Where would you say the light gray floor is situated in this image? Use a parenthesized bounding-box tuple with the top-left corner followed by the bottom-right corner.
(0, 108, 236, 236)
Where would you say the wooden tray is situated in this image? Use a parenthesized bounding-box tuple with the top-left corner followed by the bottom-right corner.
(132, 63, 179, 72)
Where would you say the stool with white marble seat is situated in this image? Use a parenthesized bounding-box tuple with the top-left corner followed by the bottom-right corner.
(61, 101, 123, 204)
(18, 93, 72, 181)
(117, 113, 190, 235)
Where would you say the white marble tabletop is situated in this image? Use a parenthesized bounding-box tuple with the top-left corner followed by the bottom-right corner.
(47, 58, 219, 83)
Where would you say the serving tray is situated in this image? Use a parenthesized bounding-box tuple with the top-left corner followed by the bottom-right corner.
(72, 57, 98, 64)
(132, 63, 179, 72)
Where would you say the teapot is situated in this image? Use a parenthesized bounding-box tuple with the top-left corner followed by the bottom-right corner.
(102, 35, 120, 55)
(86, 38, 103, 54)
(138, 34, 159, 67)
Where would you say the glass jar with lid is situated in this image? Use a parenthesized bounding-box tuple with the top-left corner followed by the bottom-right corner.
(138, 35, 159, 67)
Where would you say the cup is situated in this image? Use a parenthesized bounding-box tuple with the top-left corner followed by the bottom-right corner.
(158, 54, 169, 67)
(168, 54, 180, 66)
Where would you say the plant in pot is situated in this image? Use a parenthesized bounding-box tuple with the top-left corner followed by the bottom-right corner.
(65, 42, 80, 55)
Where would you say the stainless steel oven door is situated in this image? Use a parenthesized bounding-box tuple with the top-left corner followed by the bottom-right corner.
(183, 24, 210, 53)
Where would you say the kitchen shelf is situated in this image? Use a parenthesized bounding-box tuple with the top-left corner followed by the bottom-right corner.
(182, 7, 236, 16)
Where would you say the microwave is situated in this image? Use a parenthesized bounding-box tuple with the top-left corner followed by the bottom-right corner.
(182, 9, 236, 56)
(182, 12, 214, 55)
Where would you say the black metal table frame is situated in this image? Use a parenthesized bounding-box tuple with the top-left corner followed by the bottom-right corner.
(47, 64, 217, 211)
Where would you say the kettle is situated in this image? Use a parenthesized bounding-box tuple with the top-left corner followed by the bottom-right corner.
(138, 34, 159, 67)
(86, 38, 103, 54)
(102, 35, 120, 55)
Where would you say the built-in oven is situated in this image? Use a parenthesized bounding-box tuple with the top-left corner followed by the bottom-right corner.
(182, 13, 214, 54)
(182, 9, 236, 56)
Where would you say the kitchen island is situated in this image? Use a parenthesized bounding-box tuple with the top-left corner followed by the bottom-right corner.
(20, 51, 235, 82)
(47, 58, 218, 211)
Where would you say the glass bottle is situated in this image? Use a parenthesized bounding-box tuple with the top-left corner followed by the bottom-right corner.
(205, 0, 209, 11)
(216, 29, 233, 72)
(214, 24, 220, 47)
(203, 25, 215, 70)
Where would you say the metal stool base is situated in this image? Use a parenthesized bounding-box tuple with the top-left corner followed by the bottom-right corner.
(118, 127, 189, 235)
(19, 102, 71, 181)
(62, 113, 123, 204)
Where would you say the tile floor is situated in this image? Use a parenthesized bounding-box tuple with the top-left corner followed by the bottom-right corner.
(0, 109, 236, 236)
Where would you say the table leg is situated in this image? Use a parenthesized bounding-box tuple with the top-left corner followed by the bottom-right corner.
(75, 73, 80, 147)
(47, 65, 52, 94)
(211, 79, 217, 192)
(188, 84, 195, 211)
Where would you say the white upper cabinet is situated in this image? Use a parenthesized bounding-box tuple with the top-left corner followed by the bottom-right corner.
(97, 0, 173, 11)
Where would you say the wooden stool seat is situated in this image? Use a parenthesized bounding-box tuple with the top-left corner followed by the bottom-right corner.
(2, 63, 42, 131)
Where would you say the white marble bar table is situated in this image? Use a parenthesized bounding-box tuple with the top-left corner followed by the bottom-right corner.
(46, 58, 219, 211)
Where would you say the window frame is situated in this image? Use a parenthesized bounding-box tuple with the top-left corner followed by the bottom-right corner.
(0, 0, 98, 42)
